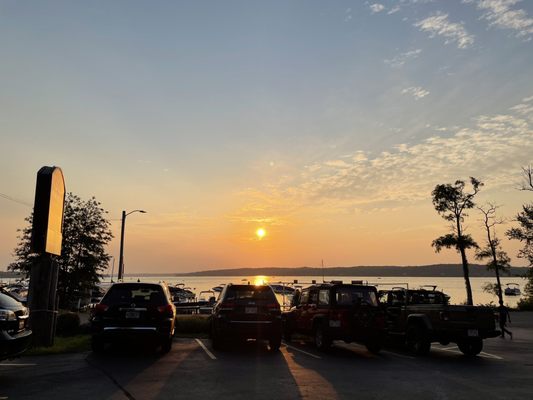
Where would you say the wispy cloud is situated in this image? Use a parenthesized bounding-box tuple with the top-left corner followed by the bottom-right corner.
(384, 49, 422, 68)
(467, 0, 533, 40)
(369, 3, 386, 14)
(402, 86, 430, 99)
(233, 99, 533, 219)
(414, 12, 475, 48)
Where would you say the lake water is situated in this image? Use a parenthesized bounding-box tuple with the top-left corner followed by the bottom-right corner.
(117, 274, 527, 308)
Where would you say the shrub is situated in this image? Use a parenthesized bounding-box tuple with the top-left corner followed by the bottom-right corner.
(517, 297, 533, 311)
(56, 312, 81, 336)
(175, 315, 210, 334)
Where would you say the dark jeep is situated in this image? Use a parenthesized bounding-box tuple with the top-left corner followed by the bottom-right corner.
(282, 283, 385, 353)
(380, 287, 500, 356)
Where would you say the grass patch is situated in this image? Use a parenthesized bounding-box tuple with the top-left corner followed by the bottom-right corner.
(175, 315, 210, 335)
(26, 334, 91, 356)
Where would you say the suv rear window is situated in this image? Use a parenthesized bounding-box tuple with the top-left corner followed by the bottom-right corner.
(335, 287, 378, 307)
(102, 284, 167, 306)
(224, 285, 276, 301)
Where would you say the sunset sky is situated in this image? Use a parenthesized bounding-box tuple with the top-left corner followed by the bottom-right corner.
(1, 1, 532, 273)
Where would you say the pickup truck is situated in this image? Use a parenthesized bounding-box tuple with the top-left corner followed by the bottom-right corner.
(282, 283, 385, 353)
(380, 288, 500, 356)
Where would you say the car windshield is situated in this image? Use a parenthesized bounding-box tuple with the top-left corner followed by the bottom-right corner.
(224, 285, 276, 301)
(102, 284, 167, 306)
(335, 287, 378, 307)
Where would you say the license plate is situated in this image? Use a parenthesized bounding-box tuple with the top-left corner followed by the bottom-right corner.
(18, 320, 25, 330)
(245, 307, 257, 314)
(467, 329, 479, 337)
(125, 311, 140, 319)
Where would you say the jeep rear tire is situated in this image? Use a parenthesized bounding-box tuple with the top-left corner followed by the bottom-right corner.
(314, 324, 332, 351)
(406, 325, 431, 356)
(458, 338, 483, 356)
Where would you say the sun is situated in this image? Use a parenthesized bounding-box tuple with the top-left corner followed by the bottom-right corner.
(256, 228, 266, 239)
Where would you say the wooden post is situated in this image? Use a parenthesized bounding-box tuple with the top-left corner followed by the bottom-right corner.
(27, 254, 59, 347)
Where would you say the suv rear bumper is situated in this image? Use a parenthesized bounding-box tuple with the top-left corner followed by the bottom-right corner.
(0, 329, 33, 360)
(91, 321, 174, 343)
(213, 319, 282, 340)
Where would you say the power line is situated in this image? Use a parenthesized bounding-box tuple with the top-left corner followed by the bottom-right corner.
(0, 192, 32, 207)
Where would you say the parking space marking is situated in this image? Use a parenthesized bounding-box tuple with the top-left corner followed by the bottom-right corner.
(380, 350, 416, 360)
(195, 338, 217, 360)
(433, 345, 503, 360)
(282, 342, 322, 359)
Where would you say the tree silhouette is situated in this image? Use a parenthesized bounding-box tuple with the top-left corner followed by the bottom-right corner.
(507, 166, 533, 307)
(431, 177, 483, 305)
(476, 204, 510, 306)
(8, 193, 113, 309)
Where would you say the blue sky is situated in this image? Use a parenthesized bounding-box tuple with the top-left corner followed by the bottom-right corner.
(1, 1, 532, 272)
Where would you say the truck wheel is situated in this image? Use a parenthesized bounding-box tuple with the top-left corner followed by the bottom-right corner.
(314, 324, 332, 351)
(458, 338, 483, 356)
(406, 325, 431, 356)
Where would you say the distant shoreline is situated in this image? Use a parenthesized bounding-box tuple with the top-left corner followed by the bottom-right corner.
(123, 264, 528, 278)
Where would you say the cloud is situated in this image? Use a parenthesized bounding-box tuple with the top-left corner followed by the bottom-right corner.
(384, 49, 422, 68)
(414, 12, 475, 48)
(369, 3, 386, 14)
(234, 99, 533, 218)
(402, 86, 430, 99)
(468, 0, 533, 39)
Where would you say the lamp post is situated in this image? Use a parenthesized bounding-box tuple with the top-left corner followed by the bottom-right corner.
(118, 209, 146, 281)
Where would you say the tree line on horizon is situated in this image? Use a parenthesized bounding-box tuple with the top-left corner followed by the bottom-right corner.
(5, 167, 533, 310)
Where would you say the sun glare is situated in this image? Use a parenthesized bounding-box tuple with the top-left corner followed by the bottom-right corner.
(256, 228, 266, 239)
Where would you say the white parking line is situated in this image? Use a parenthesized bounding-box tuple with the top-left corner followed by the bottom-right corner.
(282, 342, 322, 359)
(195, 338, 217, 360)
(433, 346, 503, 360)
(381, 350, 416, 360)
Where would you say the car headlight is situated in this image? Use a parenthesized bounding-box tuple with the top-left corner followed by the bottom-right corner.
(0, 310, 17, 321)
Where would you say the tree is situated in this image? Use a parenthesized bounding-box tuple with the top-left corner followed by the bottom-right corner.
(431, 177, 483, 305)
(8, 193, 113, 309)
(475, 204, 511, 306)
(507, 166, 533, 308)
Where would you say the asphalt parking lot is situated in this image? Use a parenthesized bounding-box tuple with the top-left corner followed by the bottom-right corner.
(1, 312, 532, 400)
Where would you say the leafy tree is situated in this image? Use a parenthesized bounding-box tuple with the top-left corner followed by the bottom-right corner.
(507, 166, 533, 308)
(8, 193, 113, 309)
(432, 177, 483, 305)
(475, 204, 511, 306)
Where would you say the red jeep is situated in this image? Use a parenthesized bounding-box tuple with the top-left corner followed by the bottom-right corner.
(282, 283, 385, 353)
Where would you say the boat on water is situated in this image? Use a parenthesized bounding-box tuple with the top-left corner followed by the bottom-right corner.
(212, 284, 226, 293)
(504, 283, 521, 296)
(269, 284, 296, 295)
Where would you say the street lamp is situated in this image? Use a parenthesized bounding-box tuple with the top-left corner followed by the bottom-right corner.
(118, 209, 146, 281)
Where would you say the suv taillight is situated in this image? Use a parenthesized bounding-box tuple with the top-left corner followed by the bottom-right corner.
(94, 304, 109, 314)
(220, 302, 235, 310)
(157, 304, 174, 317)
